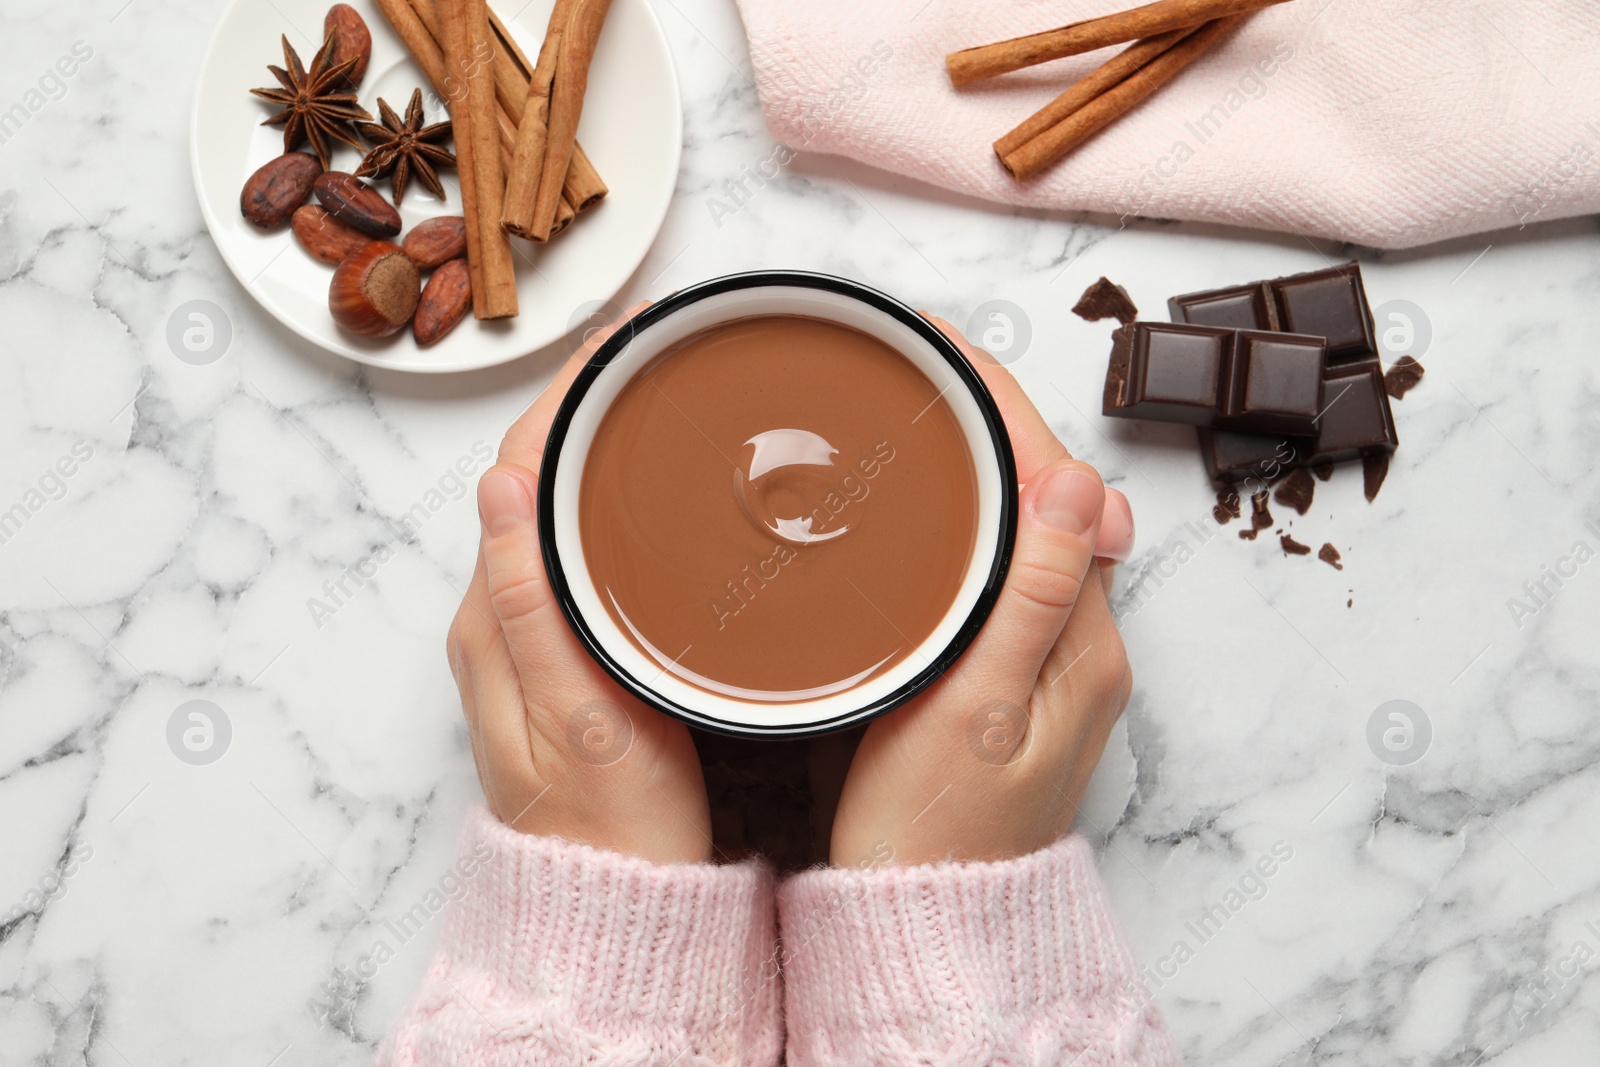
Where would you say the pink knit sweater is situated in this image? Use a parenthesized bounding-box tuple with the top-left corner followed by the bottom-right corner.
(375, 807, 1180, 1065)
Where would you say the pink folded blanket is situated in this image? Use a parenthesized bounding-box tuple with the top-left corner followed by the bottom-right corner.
(735, 0, 1600, 248)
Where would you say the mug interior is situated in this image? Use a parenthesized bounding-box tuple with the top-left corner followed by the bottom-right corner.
(543, 276, 1014, 736)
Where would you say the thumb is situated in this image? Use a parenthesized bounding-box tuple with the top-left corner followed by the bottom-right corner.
(477, 464, 569, 689)
(962, 460, 1105, 686)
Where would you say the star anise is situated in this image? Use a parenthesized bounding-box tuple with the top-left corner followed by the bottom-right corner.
(355, 90, 456, 205)
(250, 32, 371, 171)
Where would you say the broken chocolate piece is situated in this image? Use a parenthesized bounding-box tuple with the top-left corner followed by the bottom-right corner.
(1239, 490, 1273, 540)
(1273, 468, 1315, 515)
(1362, 452, 1390, 501)
(1073, 277, 1138, 325)
(1312, 462, 1335, 481)
(1280, 533, 1312, 556)
(1104, 322, 1326, 435)
(1319, 543, 1344, 570)
(1383, 356, 1426, 399)
(1213, 487, 1242, 525)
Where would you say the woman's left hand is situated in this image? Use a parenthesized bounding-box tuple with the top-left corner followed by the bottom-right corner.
(445, 307, 715, 865)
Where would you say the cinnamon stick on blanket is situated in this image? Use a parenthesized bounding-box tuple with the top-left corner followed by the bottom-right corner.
(947, 0, 1286, 85)
(502, 0, 613, 241)
(998, 15, 1244, 181)
(437, 0, 518, 318)
(992, 24, 1198, 158)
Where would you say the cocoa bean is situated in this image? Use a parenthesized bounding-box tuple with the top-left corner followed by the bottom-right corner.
(413, 259, 472, 346)
(240, 152, 321, 229)
(323, 4, 372, 86)
(402, 216, 468, 271)
(313, 171, 401, 238)
(292, 205, 371, 265)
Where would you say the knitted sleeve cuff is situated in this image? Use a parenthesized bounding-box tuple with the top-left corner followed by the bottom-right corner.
(376, 806, 782, 1067)
(776, 834, 1182, 1067)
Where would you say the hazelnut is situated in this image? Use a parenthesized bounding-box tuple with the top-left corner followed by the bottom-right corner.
(329, 242, 420, 337)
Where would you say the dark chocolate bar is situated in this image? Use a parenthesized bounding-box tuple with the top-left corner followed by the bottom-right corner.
(1198, 361, 1398, 483)
(1103, 322, 1326, 436)
(1170, 261, 1377, 366)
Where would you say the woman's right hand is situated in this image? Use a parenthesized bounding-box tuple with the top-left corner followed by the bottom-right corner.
(828, 317, 1134, 869)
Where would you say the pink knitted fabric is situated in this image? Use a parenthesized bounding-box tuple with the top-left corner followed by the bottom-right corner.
(734, 0, 1600, 248)
(778, 835, 1181, 1066)
(375, 812, 1178, 1065)
(373, 807, 783, 1066)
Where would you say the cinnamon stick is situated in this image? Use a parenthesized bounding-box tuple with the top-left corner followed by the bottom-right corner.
(493, 10, 607, 211)
(532, 0, 610, 236)
(374, 0, 487, 300)
(404, 0, 607, 218)
(552, 188, 578, 235)
(998, 16, 1243, 181)
(565, 144, 607, 210)
(993, 26, 1196, 159)
(374, 0, 512, 175)
(504, 0, 612, 241)
(947, 0, 1284, 85)
(502, 0, 573, 240)
(438, 0, 518, 318)
(374, 0, 451, 117)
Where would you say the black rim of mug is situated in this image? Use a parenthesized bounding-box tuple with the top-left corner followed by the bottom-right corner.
(538, 270, 1020, 739)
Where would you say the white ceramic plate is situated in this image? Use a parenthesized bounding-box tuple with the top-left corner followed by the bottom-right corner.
(191, 0, 681, 372)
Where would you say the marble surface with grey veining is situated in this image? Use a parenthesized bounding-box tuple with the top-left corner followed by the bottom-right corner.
(2, 0, 1598, 1064)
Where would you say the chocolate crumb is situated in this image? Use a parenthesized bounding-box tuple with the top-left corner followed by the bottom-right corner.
(1312, 462, 1335, 482)
(1238, 491, 1273, 540)
(1362, 452, 1390, 501)
(1280, 533, 1312, 556)
(1072, 277, 1138, 325)
(1273, 468, 1315, 515)
(1347, 597, 1353, 607)
(1384, 356, 1426, 399)
(1212, 488, 1242, 525)
(1319, 543, 1344, 570)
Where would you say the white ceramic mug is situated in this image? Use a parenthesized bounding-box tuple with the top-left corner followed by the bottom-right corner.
(538, 271, 1019, 738)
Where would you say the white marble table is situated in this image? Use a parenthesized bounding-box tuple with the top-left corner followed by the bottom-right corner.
(2, 1, 1598, 1064)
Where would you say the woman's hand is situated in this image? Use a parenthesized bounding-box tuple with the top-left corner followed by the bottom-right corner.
(445, 308, 713, 865)
(828, 316, 1136, 868)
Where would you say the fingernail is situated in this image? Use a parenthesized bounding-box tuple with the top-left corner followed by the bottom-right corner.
(1033, 466, 1102, 534)
(478, 469, 532, 538)
(1097, 488, 1135, 562)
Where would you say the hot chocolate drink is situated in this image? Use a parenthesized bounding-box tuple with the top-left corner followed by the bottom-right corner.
(579, 315, 979, 702)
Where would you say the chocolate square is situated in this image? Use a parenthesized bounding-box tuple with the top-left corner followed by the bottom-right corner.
(1266, 263, 1377, 365)
(1104, 323, 1228, 425)
(1311, 361, 1398, 461)
(1236, 331, 1325, 433)
(1168, 284, 1274, 331)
